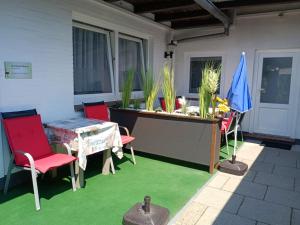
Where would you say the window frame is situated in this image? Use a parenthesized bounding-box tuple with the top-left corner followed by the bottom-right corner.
(185, 52, 226, 98)
(73, 22, 115, 105)
(117, 33, 146, 99)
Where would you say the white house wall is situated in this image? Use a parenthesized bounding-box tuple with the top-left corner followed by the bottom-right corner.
(0, 0, 169, 179)
(174, 12, 300, 139)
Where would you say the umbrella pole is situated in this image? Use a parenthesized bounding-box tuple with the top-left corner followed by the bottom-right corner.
(218, 112, 248, 176)
(232, 113, 240, 163)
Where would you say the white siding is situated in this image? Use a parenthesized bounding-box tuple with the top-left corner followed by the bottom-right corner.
(174, 12, 300, 138)
(0, 0, 169, 178)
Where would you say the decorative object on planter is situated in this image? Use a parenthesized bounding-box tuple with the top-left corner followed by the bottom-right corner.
(123, 196, 170, 225)
(122, 69, 135, 109)
(219, 52, 252, 176)
(199, 62, 221, 119)
(142, 70, 160, 111)
(162, 63, 176, 113)
(178, 96, 189, 114)
(215, 96, 230, 116)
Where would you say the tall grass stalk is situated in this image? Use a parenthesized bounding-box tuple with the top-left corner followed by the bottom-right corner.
(142, 70, 160, 111)
(162, 63, 176, 113)
(121, 69, 135, 108)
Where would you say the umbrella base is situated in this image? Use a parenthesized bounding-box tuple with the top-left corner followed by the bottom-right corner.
(218, 159, 248, 176)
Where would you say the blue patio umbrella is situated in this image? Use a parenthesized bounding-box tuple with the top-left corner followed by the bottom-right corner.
(227, 52, 252, 113)
(219, 52, 252, 175)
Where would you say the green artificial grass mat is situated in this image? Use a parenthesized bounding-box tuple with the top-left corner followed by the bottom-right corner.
(0, 153, 211, 225)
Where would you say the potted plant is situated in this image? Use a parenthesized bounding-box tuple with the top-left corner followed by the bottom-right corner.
(162, 63, 176, 113)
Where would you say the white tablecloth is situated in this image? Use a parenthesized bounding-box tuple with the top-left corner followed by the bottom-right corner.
(46, 117, 123, 170)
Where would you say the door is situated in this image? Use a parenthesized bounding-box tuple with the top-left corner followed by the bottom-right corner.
(253, 51, 299, 137)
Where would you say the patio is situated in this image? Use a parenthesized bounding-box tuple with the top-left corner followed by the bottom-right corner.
(0, 150, 213, 225)
(173, 141, 300, 225)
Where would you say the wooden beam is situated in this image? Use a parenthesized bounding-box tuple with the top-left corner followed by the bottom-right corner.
(171, 17, 222, 29)
(214, 0, 300, 8)
(134, 0, 197, 14)
(194, 0, 231, 29)
(155, 10, 209, 22)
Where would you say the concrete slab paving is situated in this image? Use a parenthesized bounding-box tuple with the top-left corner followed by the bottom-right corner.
(207, 174, 229, 189)
(238, 197, 291, 225)
(265, 186, 300, 209)
(273, 165, 300, 179)
(194, 187, 244, 214)
(254, 171, 294, 191)
(292, 209, 300, 225)
(195, 207, 256, 225)
(222, 177, 267, 199)
(171, 142, 299, 225)
(174, 202, 207, 225)
(263, 153, 297, 168)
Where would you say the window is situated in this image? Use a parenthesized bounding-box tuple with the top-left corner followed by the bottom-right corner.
(118, 35, 145, 91)
(73, 24, 113, 95)
(189, 56, 222, 93)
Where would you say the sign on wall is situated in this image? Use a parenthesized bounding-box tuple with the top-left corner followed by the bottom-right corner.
(4, 62, 32, 79)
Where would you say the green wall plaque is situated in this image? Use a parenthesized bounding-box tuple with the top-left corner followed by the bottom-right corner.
(4, 62, 32, 79)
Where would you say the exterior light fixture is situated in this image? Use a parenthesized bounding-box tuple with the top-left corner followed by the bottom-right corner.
(164, 40, 177, 59)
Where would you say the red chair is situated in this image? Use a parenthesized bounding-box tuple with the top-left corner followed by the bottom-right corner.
(1, 109, 77, 211)
(159, 96, 182, 111)
(220, 111, 236, 155)
(83, 102, 136, 165)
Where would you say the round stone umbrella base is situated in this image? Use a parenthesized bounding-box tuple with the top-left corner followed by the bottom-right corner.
(218, 159, 248, 176)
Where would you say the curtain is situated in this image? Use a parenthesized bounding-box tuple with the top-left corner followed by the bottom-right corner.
(118, 37, 144, 91)
(73, 27, 112, 95)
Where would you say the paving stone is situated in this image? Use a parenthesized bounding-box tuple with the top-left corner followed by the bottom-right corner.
(237, 146, 265, 161)
(291, 145, 300, 152)
(254, 172, 294, 191)
(295, 178, 300, 193)
(238, 197, 291, 225)
(249, 161, 274, 173)
(219, 169, 256, 182)
(174, 202, 206, 225)
(195, 207, 256, 225)
(273, 166, 300, 179)
(222, 177, 267, 199)
(292, 209, 300, 225)
(263, 153, 297, 168)
(265, 186, 300, 209)
(194, 187, 244, 214)
(207, 174, 229, 189)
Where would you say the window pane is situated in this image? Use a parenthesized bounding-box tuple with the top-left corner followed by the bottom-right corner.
(119, 37, 144, 91)
(260, 57, 292, 104)
(189, 56, 222, 93)
(73, 26, 112, 95)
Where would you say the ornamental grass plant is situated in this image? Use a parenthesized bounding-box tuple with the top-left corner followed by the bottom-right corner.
(142, 70, 160, 111)
(162, 63, 176, 113)
(199, 62, 221, 118)
(121, 69, 135, 108)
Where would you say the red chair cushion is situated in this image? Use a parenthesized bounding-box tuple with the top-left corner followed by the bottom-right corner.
(175, 98, 181, 110)
(3, 115, 53, 166)
(159, 98, 166, 111)
(84, 104, 109, 121)
(121, 135, 135, 145)
(24, 153, 76, 174)
(220, 112, 235, 133)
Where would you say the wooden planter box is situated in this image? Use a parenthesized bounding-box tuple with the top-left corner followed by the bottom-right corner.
(110, 108, 221, 173)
